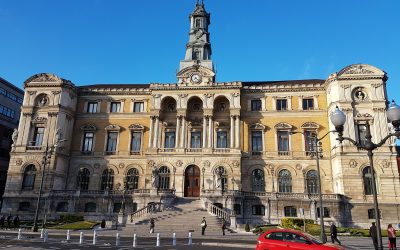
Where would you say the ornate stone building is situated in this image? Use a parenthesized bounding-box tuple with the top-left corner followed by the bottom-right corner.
(1, 1, 399, 228)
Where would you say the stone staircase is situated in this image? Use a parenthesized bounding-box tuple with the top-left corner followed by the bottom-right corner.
(123, 198, 231, 237)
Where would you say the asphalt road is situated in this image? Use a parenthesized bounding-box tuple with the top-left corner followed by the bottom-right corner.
(0, 231, 388, 249)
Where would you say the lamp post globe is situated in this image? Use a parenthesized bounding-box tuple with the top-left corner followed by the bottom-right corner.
(330, 106, 346, 128)
(387, 100, 400, 127)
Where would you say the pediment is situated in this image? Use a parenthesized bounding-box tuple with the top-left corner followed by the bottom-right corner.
(81, 124, 97, 131)
(176, 65, 215, 86)
(249, 123, 267, 130)
(337, 64, 386, 77)
(105, 124, 121, 131)
(24, 73, 71, 84)
(128, 124, 145, 130)
(274, 122, 293, 130)
(301, 122, 320, 129)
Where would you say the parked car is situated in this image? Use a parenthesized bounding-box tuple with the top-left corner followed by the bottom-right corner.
(256, 229, 345, 250)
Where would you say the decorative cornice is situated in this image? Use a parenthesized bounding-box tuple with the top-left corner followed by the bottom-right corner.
(128, 124, 145, 130)
(105, 124, 121, 131)
(81, 124, 97, 131)
(301, 122, 320, 129)
(274, 122, 293, 130)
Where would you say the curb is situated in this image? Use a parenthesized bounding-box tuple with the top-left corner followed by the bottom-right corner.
(201, 242, 254, 248)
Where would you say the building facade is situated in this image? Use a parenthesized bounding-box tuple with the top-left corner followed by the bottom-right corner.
(2, 2, 399, 228)
(0, 77, 23, 209)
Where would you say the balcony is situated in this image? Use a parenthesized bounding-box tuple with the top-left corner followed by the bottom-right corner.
(26, 141, 43, 151)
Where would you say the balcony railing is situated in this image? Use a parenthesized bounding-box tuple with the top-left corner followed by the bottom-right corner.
(213, 148, 231, 153)
(222, 190, 342, 200)
(186, 148, 203, 153)
(26, 141, 43, 150)
(248, 151, 324, 159)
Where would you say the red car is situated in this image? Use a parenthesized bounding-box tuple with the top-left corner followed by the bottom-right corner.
(256, 229, 345, 250)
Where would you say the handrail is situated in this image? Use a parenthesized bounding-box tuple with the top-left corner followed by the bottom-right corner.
(130, 202, 162, 223)
(207, 203, 231, 222)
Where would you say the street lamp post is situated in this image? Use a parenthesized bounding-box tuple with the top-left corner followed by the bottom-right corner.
(32, 135, 66, 232)
(330, 101, 400, 250)
(291, 130, 334, 243)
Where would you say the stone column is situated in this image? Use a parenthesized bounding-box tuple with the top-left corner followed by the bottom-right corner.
(148, 116, 154, 148)
(175, 116, 180, 148)
(230, 115, 234, 148)
(208, 116, 213, 148)
(181, 117, 186, 148)
(153, 116, 160, 148)
(203, 116, 207, 148)
(235, 115, 240, 148)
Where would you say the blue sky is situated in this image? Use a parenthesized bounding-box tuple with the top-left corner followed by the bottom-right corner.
(0, 0, 399, 102)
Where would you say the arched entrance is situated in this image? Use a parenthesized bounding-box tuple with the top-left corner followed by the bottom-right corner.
(184, 165, 200, 197)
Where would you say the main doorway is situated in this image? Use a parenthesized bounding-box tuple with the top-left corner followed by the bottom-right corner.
(184, 165, 200, 197)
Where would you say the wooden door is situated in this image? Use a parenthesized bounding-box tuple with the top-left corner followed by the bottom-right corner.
(184, 165, 200, 197)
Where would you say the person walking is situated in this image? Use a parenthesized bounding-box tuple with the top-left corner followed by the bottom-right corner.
(0, 215, 5, 229)
(149, 218, 155, 234)
(370, 222, 378, 250)
(388, 224, 397, 250)
(201, 217, 207, 236)
(13, 215, 20, 229)
(221, 218, 226, 236)
(6, 214, 12, 229)
(330, 222, 341, 245)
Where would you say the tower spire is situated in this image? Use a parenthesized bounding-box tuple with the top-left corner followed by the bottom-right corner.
(179, 0, 214, 72)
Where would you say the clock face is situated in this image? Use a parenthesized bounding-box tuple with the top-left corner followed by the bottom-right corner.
(191, 73, 202, 83)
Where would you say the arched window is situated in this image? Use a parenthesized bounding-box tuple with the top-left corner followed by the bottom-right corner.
(278, 169, 292, 193)
(363, 166, 375, 195)
(306, 170, 319, 194)
(84, 202, 96, 212)
(22, 165, 36, 190)
(126, 168, 139, 190)
(252, 169, 265, 192)
(158, 166, 170, 190)
(77, 168, 90, 190)
(101, 169, 114, 191)
(214, 166, 228, 190)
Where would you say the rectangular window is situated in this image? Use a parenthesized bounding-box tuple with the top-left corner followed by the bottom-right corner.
(251, 100, 262, 111)
(0, 88, 6, 95)
(317, 207, 330, 218)
(284, 206, 297, 217)
(106, 132, 118, 153)
(303, 98, 314, 110)
(278, 131, 289, 152)
(234, 204, 241, 215)
(33, 127, 45, 146)
(133, 102, 144, 112)
(164, 131, 175, 148)
(357, 124, 367, 147)
(82, 132, 94, 153)
(130, 131, 142, 153)
(252, 205, 265, 215)
(0, 104, 15, 119)
(87, 102, 98, 113)
(368, 209, 382, 219)
(304, 131, 315, 152)
(216, 131, 228, 148)
(276, 99, 287, 111)
(191, 131, 201, 148)
(110, 102, 121, 113)
(251, 131, 263, 153)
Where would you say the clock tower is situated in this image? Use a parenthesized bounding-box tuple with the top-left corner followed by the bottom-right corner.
(177, 0, 215, 85)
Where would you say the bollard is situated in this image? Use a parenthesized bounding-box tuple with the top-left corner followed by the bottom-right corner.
(172, 232, 176, 246)
(188, 232, 192, 245)
(17, 229, 22, 240)
(40, 228, 44, 239)
(43, 230, 48, 243)
(66, 230, 70, 241)
(116, 232, 120, 247)
(132, 234, 137, 247)
(92, 230, 97, 245)
(79, 232, 84, 245)
(156, 233, 160, 247)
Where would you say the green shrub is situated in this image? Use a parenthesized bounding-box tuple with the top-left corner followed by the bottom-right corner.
(245, 223, 250, 232)
(50, 221, 98, 230)
(281, 218, 314, 228)
(59, 214, 84, 223)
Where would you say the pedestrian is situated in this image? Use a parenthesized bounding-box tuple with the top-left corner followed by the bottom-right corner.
(0, 215, 5, 229)
(388, 223, 397, 250)
(149, 218, 155, 234)
(201, 217, 207, 236)
(6, 214, 12, 229)
(370, 222, 378, 250)
(330, 222, 341, 245)
(13, 215, 20, 229)
(221, 218, 226, 236)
